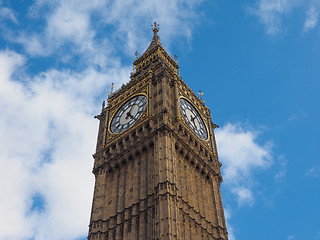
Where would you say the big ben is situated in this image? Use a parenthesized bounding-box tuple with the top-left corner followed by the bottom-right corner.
(88, 22, 228, 240)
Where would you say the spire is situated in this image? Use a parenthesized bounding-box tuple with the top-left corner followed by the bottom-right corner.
(132, 21, 179, 75)
(146, 21, 161, 52)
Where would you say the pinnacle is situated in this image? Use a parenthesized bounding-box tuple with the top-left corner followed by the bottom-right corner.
(146, 21, 161, 53)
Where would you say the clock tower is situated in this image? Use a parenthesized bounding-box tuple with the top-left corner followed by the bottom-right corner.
(88, 22, 228, 240)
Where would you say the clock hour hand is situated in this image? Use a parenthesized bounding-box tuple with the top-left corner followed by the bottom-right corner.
(125, 105, 135, 120)
(125, 111, 133, 119)
(190, 115, 198, 130)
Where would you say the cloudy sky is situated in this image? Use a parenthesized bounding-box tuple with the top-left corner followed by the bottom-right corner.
(0, 0, 319, 239)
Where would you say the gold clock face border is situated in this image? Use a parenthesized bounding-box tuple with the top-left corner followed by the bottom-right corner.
(108, 93, 149, 135)
(178, 96, 209, 141)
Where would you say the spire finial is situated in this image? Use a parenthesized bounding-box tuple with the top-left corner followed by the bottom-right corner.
(198, 90, 204, 102)
(152, 21, 159, 34)
(144, 21, 161, 52)
(110, 83, 115, 93)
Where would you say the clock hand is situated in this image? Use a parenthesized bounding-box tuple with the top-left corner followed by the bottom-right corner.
(125, 111, 133, 119)
(190, 115, 197, 129)
(125, 105, 135, 120)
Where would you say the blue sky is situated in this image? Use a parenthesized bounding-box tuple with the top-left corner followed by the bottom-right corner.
(0, 0, 319, 239)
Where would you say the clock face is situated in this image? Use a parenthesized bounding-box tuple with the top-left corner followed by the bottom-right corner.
(110, 95, 148, 134)
(179, 98, 208, 140)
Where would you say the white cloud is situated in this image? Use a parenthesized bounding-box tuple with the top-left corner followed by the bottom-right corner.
(0, 49, 131, 239)
(100, 0, 204, 53)
(288, 112, 309, 122)
(14, 0, 112, 67)
(0, 2, 17, 23)
(250, 0, 320, 35)
(274, 154, 288, 182)
(224, 208, 236, 240)
(305, 165, 320, 178)
(216, 123, 273, 206)
(304, 5, 320, 32)
(250, 0, 292, 35)
(232, 186, 255, 206)
(15, 33, 48, 56)
(9, 0, 205, 62)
